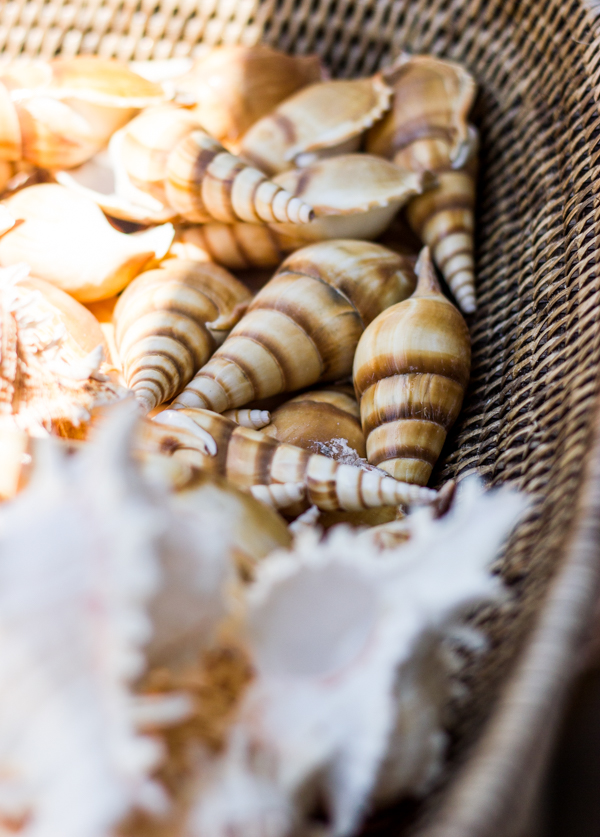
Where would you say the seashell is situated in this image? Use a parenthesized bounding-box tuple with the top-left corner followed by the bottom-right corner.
(117, 105, 315, 225)
(260, 385, 366, 458)
(0, 425, 29, 500)
(113, 259, 252, 412)
(0, 263, 125, 437)
(366, 55, 478, 313)
(182, 478, 523, 837)
(0, 184, 174, 301)
(169, 156, 428, 271)
(174, 45, 325, 149)
(141, 407, 438, 512)
(84, 295, 122, 373)
(238, 75, 393, 175)
(0, 82, 22, 162)
(172, 239, 416, 412)
(223, 408, 272, 429)
(250, 481, 306, 510)
(353, 248, 471, 485)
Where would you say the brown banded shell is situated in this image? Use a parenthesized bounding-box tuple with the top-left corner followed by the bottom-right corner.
(168, 156, 429, 271)
(238, 75, 393, 175)
(366, 55, 478, 313)
(165, 129, 314, 224)
(174, 45, 325, 149)
(353, 248, 471, 485)
(171, 240, 417, 412)
(260, 385, 366, 458)
(114, 260, 251, 413)
(117, 105, 314, 225)
(141, 407, 438, 512)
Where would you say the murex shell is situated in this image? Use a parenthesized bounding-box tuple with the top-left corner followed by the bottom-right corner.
(170, 154, 429, 271)
(117, 105, 315, 225)
(141, 406, 437, 512)
(353, 248, 471, 486)
(238, 74, 393, 174)
(173, 45, 325, 149)
(172, 239, 417, 412)
(366, 54, 478, 313)
(113, 259, 252, 413)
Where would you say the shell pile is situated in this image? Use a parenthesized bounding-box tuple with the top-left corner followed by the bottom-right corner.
(0, 48, 523, 837)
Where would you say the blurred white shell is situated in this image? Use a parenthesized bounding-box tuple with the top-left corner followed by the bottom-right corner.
(0, 404, 168, 837)
(0, 184, 174, 301)
(183, 477, 527, 837)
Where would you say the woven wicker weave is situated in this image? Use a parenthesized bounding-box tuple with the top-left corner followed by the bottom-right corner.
(4, 1, 600, 834)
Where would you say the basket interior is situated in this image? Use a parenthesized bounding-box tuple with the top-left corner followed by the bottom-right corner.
(3, 0, 600, 817)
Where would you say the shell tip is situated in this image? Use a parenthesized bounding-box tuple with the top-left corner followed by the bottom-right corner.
(414, 247, 442, 297)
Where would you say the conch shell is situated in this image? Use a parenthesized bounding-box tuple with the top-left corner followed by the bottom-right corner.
(238, 75, 393, 174)
(172, 239, 416, 412)
(0, 263, 125, 437)
(366, 54, 478, 313)
(116, 106, 314, 224)
(141, 407, 438, 512)
(114, 259, 252, 412)
(174, 45, 325, 149)
(0, 57, 168, 169)
(260, 385, 366, 459)
(0, 184, 174, 301)
(353, 248, 471, 485)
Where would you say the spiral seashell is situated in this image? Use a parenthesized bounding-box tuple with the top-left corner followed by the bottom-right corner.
(238, 75, 393, 175)
(169, 156, 428, 271)
(174, 45, 325, 149)
(260, 385, 366, 458)
(0, 83, 21, 161)
(223, 409, 272, 429)
(115, 105, 315, 225)
(366, 54, 478, 313)
(353, 248, 471, 485)
(141, 407, 438, 512)
(113, 259, 252, 412)
(171, 240, 417, 412)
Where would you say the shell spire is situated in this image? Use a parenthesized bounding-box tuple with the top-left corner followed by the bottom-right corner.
(113, 260, 252, 413)
(171, 240, 416, 412)
(140, 407, 438, 512)
(353, 247, 471, 485)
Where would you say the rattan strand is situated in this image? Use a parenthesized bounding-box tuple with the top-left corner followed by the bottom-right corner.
(3, 0, 600, 833)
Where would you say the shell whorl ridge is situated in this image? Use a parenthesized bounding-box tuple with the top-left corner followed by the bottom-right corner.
(171, 240, 417, 412)
(113, 260, 251, 413)
(143, 407, 437, 512)
(353, 248, 471, 485)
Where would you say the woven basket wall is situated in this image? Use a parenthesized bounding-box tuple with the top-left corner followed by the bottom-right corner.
(5, 1, 600, 835)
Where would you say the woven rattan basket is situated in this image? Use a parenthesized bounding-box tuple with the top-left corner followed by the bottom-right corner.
(5, 1, 600, 835)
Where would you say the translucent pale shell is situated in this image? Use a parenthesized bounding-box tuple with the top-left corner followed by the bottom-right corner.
(0, 184, 174, 302)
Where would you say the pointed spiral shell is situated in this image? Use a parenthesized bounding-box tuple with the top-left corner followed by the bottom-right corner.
(172, 240, 417, 412)
(353, 248, 471, 485)
(142, 407, 438, 512)
(113, 260, 251, 412)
